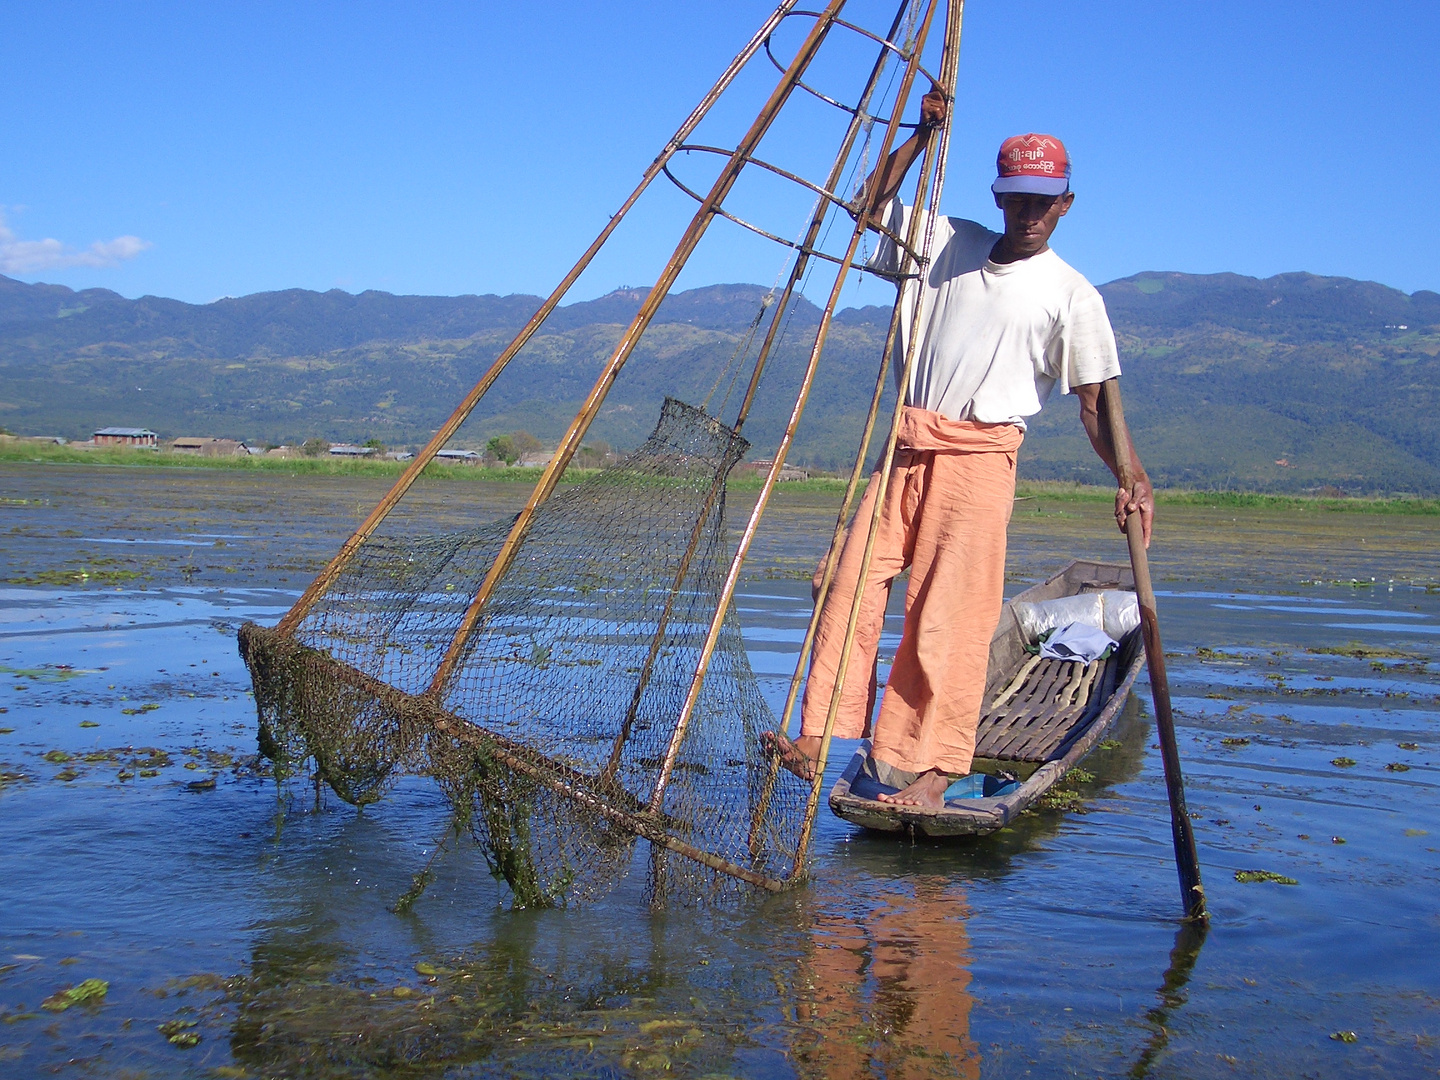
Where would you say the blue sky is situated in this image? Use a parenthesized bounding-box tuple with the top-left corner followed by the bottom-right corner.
(4, 0, 1436, 306)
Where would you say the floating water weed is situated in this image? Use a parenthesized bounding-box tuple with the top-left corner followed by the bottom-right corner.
(1221, 737, 1250, 747)
(40, 977, 108, 1011)
(157, 1018, 200, 1047)
(0, 664, 99, 683)
(1398, 742, 1420, 750)
(1234, 870, 1298, 885)
(1330, 1030, 1358, 1043)
(1331, 757, 1357, 768)
(1307, 643, 1425, 660)
(43, 750, 72, 764)
(1385, 762, 1411, 772)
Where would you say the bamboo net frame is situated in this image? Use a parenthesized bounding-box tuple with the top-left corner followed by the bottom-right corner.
(242, 0, 967, 902)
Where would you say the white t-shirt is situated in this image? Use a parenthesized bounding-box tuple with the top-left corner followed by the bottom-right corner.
(870, 198, 1121, 428)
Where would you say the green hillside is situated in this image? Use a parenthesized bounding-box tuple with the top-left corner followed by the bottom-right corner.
(2, 268, 1438, 493)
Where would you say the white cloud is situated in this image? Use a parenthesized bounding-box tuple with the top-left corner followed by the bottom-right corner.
(0, 210, 151, 275)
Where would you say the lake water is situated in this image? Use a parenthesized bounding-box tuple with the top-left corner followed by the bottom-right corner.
(0, 465, 1436, 1078)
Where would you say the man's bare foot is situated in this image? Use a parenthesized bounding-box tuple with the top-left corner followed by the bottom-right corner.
(760, 732, 822, 781)
(876, 768, 951, 809)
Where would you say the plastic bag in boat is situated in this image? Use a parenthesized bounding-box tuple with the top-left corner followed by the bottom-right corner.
(1013, 590, 1139, 644)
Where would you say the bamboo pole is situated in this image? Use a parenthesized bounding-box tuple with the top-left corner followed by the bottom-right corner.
(1101, 376, 1208, 925)
(745, 132, 920, 851)
(603, 0, 917, 783)
(747, 62, 929, 844)
(789, 0, 964, 872)
(424, 0, 851, 699)
(273, 0, 801, 639)
(648, 0, 945, 820)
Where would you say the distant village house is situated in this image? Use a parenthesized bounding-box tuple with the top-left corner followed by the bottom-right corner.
(93, 427, 158, 448)
(327, 444, 374, 457)
(170, 437, 251, 457)
(747, 457, 809, 482)
(436, 449, 480, 464)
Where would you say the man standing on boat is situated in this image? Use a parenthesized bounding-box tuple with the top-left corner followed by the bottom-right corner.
(768, 89, 1154, 809)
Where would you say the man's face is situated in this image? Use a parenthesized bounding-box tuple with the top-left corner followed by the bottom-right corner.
(994, 191, 1074, 257)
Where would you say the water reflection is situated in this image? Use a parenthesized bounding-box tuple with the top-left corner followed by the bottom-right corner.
(1126, 922, 1208, 1078)
(793, 879, 979, 1079)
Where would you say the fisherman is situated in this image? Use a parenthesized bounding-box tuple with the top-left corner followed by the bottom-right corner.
(766, 89, 1154, 809)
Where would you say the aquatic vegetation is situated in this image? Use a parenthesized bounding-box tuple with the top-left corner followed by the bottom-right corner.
(157, 1018, 201, 1047)
(1221, 737, 1251, 747)
(0, 664, 100, 683)
(1331, 757, 1358, 768)
(6, 567, 142, 586)
(1234, 870, 1298, 885)
(40, 977, 108, 1011)
(1397, 742, 1420, 751)
(1385, 762, 1411, 772)
(43, 750, 73, 763)
(1307, 643, 1428, 660)
(1331, 1030, 1359, 1043)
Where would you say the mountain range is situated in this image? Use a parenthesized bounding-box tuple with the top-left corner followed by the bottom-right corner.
(2, 269, 1438, 494)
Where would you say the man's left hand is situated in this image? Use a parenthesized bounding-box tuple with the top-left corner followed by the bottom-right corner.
(1115, 476, 1154, 548)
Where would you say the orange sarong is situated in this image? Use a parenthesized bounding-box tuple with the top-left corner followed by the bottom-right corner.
(799, 406, 1022, 776)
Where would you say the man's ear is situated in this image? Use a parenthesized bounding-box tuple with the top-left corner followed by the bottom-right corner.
(993, 192, 1005, 210)
(1057, 192, 1075, 217)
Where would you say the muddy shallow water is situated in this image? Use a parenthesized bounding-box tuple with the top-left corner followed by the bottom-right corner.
(0, 464, 1436, 1078)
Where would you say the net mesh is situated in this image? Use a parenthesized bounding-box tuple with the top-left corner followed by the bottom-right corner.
(239, 399, 807, 906)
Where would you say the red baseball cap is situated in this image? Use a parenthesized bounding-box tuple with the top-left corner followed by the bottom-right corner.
(992, 134, 1071, 196)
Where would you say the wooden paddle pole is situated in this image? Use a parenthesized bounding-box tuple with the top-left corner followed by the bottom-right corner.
(1101, 378, 1208, 925)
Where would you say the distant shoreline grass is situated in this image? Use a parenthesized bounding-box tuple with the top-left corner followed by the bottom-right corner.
(2, 442, 1437, 514)
(1013, 479, 1440, 515)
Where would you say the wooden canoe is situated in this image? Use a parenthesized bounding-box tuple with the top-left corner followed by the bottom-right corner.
(828, 560, 1146, 837)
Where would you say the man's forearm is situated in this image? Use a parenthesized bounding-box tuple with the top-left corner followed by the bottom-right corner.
(1079, 385, 1147, 486)
(855, 128, 933, 217)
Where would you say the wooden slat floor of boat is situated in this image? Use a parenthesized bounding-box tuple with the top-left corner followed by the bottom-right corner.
(974, 655, 1105, 763)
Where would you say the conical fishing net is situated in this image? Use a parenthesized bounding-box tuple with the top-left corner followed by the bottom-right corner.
(239, 399, 808, 905)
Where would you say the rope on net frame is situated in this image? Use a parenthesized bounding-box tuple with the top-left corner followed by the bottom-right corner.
(583, 0, 946, 896)
(269, 0, 804, 641)
(653, 0, 965, 885)
(746, 0, 965, 856)
(627, 0, 932, 895)
(238, 0, 965, 907)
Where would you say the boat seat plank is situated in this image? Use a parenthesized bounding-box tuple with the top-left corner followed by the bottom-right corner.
(976, 659, 1075, 753)
(974, 655, 1108, 763)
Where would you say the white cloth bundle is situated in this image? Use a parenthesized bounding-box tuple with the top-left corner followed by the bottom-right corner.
(1012, 589, 1140, 645)
(1039, 621, 1117, 662)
